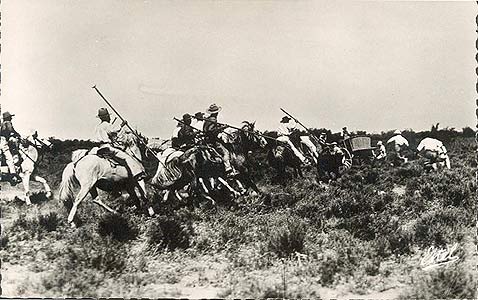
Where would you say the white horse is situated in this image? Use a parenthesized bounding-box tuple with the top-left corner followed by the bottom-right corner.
(16, 141, 52, 205)
(59, 129, 148, 227)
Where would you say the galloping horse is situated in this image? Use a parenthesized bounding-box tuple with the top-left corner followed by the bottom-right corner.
(266, 130, 304, 184)
(220, 121, 267, 195)
(13, 138, 52, 204)
(151, 144, 241, 203)
(59, 129, 148, 226)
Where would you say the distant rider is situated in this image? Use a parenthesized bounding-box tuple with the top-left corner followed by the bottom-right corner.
(341, 127, 350, 140)
(374, 141, 387, 160)
(0, 111, 22, 183)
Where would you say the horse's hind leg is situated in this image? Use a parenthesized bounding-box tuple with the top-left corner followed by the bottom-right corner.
(33, 175, 52, 198)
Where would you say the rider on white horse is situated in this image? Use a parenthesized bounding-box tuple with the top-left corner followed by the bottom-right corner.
(1, 111, 22, 183)
(416, 137, 451, 170)
(277, 116, 308, 165)
(18, 138, 52, 204)
(94, 108, 146, 181)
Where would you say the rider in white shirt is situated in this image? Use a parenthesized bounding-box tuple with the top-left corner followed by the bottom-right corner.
(277, 116, 307, 164)
(94, 108, 145, 179)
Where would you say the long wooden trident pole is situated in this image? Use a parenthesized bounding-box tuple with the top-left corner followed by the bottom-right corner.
(91, 85, 161, 162)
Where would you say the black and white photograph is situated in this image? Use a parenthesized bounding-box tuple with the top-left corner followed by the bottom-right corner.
(0, 0, 476, 298)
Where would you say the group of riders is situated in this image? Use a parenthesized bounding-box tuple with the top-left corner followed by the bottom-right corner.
(1, 104, 452, 206)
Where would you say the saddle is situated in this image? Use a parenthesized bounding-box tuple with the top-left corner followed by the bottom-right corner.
(90, 147, 123, 168)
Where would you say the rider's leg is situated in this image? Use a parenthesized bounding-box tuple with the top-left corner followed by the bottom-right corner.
(111, 148, 145, 178)
(287, 140, 306, 163)
(301, 137, 319, 163)
(1, 137, 17, 175)
(277, 136, 306, 163)
(216, 142, 235, 173)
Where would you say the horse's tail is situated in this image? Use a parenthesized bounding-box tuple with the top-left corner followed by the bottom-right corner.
(58, 162, 79, 203)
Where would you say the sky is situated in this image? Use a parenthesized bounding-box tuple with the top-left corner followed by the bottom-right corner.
(2, 0, 476, 140)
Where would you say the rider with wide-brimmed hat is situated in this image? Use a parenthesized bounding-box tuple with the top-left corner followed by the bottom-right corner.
(277, 116, 308, 164)
(1, 111, 22, 183)
(203, 103, 237, 176)
(94, 107, 145, 180)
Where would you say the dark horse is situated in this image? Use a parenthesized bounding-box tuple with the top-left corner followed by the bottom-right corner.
(315, 142, 353, 182)
(265, 131, 304, 184)
(219, 121, 268, 195)
(151, 144, 242, 205)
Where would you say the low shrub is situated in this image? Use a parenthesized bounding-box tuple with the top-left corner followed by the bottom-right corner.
(10, 213, 63, 241)
(97, 214, 138, 242)
(38, 212, 61, 232)
(400, 264, 476, 299)
(267, 215, 307, 258)
(413, 207, 466, 247)
(146, 214, 194, 251)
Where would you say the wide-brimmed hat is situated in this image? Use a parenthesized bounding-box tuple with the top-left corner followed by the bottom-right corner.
(182, 113, 192, 121)
(377, 141, 383, 145)
(280, 116, 291, 123)
(194, 112, 205, 119)
(206, 104, 222, 114)
(97, 108, 110, 118)
(2, 111, 14, 120)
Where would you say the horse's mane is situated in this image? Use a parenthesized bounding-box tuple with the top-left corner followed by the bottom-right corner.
(118, 129, 139, 147)
(72, 149, 89, 163)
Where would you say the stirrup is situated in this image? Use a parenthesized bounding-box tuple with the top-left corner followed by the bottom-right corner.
(133, 172, 147, 181)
